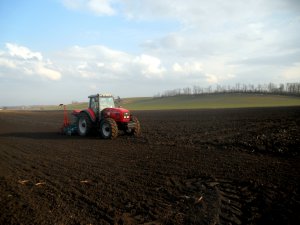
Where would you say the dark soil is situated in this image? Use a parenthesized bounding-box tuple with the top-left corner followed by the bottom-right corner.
(0, 107, 299, 225)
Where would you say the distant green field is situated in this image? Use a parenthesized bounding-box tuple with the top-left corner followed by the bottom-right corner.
(28, 94, 300, 111)
(121, 94, 300, 110)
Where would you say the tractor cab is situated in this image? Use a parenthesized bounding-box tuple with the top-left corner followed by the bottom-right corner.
(88, 94, 115, 114)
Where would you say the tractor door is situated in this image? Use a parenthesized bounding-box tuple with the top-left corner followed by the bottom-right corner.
(89, 96, 99, 115)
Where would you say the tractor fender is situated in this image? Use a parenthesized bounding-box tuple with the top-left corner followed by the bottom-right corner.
(80, 109, 96, 123)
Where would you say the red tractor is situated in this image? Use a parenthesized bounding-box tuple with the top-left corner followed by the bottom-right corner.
(65, 94, 140, 139)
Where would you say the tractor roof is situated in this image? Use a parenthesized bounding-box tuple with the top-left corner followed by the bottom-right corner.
(88, 93, 113, 98)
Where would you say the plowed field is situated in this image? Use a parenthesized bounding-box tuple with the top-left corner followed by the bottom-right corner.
(0, 107, 299, 225)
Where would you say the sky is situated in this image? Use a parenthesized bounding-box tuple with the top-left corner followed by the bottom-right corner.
(0, 0, 300, 106)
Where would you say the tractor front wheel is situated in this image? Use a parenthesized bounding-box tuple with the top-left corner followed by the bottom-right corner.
(126, 115, 141, 137)
(77, 113, 92, 136)
(100, 118, 118, 139)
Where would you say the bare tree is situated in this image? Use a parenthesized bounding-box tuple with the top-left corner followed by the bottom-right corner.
(154, 82, 300, 98)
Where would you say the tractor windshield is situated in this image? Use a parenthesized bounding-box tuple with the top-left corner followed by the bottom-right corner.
(99, 97, 115, 111)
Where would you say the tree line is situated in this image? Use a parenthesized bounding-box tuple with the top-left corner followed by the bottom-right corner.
(154, 82, 300, 98)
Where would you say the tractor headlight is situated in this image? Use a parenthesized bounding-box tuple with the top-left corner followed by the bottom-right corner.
(124, 113, 130, 119)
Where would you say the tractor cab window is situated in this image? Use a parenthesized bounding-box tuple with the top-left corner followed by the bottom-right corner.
(99, 97, 115, 111)
(89, 97, 98, 113)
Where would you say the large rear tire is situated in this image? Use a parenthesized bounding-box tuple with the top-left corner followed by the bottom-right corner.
(77, 113, 92, 136)
(100, 118, 118, 139)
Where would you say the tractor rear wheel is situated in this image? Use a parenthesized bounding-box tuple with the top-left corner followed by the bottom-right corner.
(126, 115, 141, 137)
(77, 113, 92, 136)
(100, 118, 118, 139)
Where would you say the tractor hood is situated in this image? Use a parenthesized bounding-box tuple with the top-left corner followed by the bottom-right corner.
(103, 107, 130, 114)
(103, 107, 131, 122)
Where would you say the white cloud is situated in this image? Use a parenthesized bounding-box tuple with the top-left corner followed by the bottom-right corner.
(205, 74, 218, 84)
(121, 0, 258, 26)
(56, 45, 131, 79)
(59, 0, 300, 86)
(172, 62, 202, 74)
(0, 43, 61, 81)
(281, 63, 300, 81)
(134, 54, 165, 78)
(54, 45, 167, 80)
(36, 43, 241, 90)
(0, 58, 16, 69)
(133, 1, 299, 87)
(54, 44, 231, 86)
(35, 63, 61, 80)
(122, 0, 300, 29)
(6, 43, 43, 61)
(88, 0, 115, 15)
(170, 61, 236, 84)
(62, 0, 116, 16)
